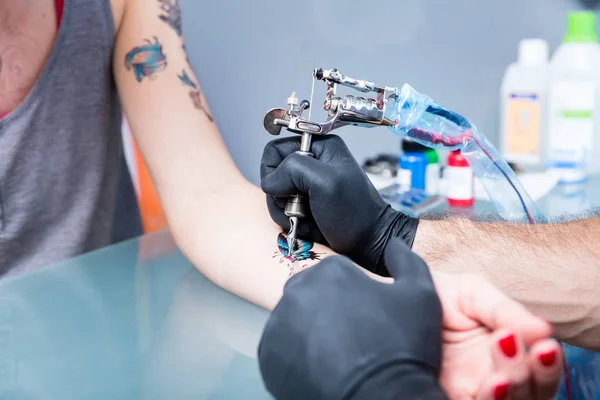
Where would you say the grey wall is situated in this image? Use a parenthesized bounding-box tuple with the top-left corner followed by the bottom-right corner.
(181, 0, 599, 185)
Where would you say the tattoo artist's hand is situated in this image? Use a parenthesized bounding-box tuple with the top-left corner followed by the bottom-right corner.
(258, 239, 447, 400)
(433, 271, 562, 400)
(260, 135, 419, 275)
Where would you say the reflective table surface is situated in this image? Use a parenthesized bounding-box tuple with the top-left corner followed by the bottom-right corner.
(4, 178, 600, 399)
(0, 231, 272, 399)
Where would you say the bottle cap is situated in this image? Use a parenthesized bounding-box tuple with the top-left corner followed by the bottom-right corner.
(448, 150, 470, 167)
(564, 11, 598, 43)
(425, 149, 439, 164)
(401, 138, 428, 153)
(518, 39, 549, 67)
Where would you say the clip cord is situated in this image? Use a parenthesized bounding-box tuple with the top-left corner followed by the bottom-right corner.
(308, 75, 316, 122)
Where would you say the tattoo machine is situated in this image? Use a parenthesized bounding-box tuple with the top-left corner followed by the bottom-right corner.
(263, 68, 399, 249)
(263, 68, 544, 248)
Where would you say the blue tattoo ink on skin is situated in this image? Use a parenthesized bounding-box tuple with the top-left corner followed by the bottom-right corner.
(178, 69, 214, 121)
(124, 37, 168, 83)
(178, 69, 197, 89)
(273, 233, 322, 277)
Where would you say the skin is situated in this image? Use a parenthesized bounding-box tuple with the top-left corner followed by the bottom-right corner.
(0, 0, 337, 310)
(413, 216, 600, 351)
(0, 0, 55, 114)
(1, 0, 561, 397)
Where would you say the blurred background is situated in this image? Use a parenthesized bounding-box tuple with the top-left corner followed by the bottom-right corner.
(179, 0, 600, 184)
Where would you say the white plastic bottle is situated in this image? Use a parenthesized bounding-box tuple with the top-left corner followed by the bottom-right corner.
(547, 11, 600, 182)
(500, 39, 549, 168)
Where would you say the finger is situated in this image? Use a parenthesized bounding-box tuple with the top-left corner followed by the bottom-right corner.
(307, 135, 353, 162)
(383, 238, 435, 290)
(476, 373, 510, 400)
(274, 197, 286, 208)
(491, 330, 531, 400)
(260, 135, 347, 180)
(528, 339, 562, 400)
(461, 276, 552, 344)
(261, 153, 331, 197)
(260, 137, 302, 179)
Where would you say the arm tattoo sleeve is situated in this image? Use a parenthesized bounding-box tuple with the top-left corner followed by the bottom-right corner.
(124, 37, 168, 82)
(177, 69, 214, 121)
(157, 0, 214, 122)
(273, 233, 323, 277)
(158, 0, 182, 37)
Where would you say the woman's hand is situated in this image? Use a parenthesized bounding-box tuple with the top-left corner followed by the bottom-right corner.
(433, 271, 563, 399)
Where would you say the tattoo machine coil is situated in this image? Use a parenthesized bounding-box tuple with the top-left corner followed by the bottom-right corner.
(263, 68, 545, 247)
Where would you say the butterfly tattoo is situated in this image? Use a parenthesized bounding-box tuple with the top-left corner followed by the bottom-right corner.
(124, 37, 167, 82)
(272, 233, 322, 277)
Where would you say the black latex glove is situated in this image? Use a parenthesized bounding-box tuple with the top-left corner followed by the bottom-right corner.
(258, 238, 446, 400)
(260, 135, 419, 275)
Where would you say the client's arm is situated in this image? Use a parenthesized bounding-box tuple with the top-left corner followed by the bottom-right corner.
(112, 0, 340, 309)
(413, 216, 600, 350)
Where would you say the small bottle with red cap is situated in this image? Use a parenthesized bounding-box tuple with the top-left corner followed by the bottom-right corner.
(446, 150, 474, 207)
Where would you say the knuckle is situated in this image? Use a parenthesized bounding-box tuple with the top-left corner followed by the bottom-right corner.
(283, 153, 304, 172)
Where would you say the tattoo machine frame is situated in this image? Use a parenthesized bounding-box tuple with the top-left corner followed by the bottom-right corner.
(263, 68, 400, 250)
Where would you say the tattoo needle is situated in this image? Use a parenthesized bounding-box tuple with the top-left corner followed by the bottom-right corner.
(287, 217, 298, 254)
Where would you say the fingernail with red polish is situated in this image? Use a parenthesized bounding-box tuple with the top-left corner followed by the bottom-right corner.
(539, 350, 557, 367)
(494, 383, 509, 400)
(498, 334, 517, 358)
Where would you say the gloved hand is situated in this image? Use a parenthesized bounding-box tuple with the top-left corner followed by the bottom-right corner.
(260, 135, 418, 275)
(258, 238, 447, 400)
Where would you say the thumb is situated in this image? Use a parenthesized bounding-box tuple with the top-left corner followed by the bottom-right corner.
(462, 276, 552, 344)
(261, 153, 330, 197)
(384, 238, 435, 290)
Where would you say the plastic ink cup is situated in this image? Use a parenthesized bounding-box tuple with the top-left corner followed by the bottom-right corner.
(446, 150, 474, 207)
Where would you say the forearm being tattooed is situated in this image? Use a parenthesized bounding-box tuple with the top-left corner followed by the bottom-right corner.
(114, 0, 356, 310)
(412, 216, 600, 350)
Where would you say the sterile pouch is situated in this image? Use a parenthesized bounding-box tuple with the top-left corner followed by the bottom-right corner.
(385, 84, 546, 224)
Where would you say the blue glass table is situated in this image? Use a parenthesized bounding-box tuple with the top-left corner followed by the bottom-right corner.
(3, 178, 599, 399)
(0, 231, 272, 399)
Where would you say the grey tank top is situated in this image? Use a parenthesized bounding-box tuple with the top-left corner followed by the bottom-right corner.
(0, 0, 124, 276)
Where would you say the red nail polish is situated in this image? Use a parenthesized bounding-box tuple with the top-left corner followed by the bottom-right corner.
(498, 334, 517, 358)
(539, 350, 557, 367)
(494, 383, 509, 400)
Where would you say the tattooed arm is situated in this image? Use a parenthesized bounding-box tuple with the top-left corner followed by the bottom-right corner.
(112, 0, 366, 309)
